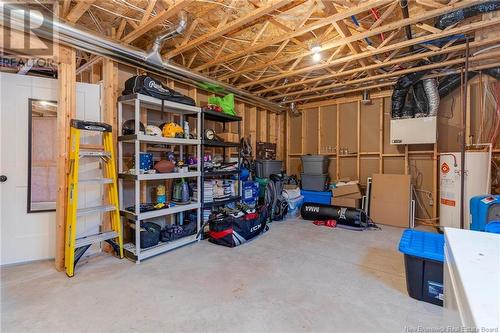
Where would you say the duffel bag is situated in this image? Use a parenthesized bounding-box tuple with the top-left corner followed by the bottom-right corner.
(122, 75, 196, 106)
(209, 206, 269, 247)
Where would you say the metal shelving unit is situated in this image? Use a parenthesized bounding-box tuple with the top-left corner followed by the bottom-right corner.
(117, 93, 202, 262)
(188, 109, 242, 213)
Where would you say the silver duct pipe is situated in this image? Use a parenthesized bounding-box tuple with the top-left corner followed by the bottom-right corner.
(145, 11, 187, 65)
(0, 3, 283, 112)
(422, 78, 439, 117)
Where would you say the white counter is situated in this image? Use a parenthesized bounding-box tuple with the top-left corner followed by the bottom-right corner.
(444, 227, 500, 329)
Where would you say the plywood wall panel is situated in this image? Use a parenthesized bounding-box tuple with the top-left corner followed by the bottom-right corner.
(288, 157, 301, 177)
(257, 108, 268, 142)
(328, 157, 337, 181)
(359, 157, 379, 185)
(339, 157, 357, 180)
(409, 156, 435, 222)
(360, 99, 381, 153)
(383, 157, 405, 174)
(339, 102, 358, 154)
(289, 114, 303, 154)
(303, 107, 319, 154)
(319, 104, 337, 154)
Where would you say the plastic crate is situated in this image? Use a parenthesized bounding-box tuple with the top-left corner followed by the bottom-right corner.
(301, 190, 332, 205)
(301, 173, 329, 191)
(301, 155, 329, 174)
(398, 229, 444, 306)
(255, 160, 282, 178)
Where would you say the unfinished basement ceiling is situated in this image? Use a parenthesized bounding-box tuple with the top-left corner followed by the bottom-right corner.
(63, 0, 500, 105)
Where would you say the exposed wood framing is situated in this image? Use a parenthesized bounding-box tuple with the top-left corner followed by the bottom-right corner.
(66, 0, 96, 23)
(164, 0, 294, 58)
(121, 0, 191, 44)
(195, 0, 393, 72)
(239, 13, 500, 90)
(55, 45, 76, 271)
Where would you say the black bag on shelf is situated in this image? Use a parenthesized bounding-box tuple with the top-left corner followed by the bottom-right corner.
(122, 75, 196, 106)
(208, 206, 269, 248)
(130, 222, 161, 248)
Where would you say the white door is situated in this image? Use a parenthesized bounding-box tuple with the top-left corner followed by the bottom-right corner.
(0, 73, 101, 265)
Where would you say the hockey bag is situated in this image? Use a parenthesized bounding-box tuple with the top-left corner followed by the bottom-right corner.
(122, 75, 196, 106)
(209, 206, 269, 247)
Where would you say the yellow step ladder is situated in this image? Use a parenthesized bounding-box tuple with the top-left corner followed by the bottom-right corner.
(65, 120, 123, 277)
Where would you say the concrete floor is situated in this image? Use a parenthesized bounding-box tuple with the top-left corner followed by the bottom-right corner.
(1, 218, 445, 333)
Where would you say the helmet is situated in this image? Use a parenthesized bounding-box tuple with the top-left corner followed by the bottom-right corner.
(122, 119, 145, 135)
(146, 125, 162, 136)
(161, 122, 183, 138)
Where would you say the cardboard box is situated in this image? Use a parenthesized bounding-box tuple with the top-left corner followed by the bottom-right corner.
(331, 184, 362, 208)
(332, 197, 361, 209)
(332, 184, 362, 198)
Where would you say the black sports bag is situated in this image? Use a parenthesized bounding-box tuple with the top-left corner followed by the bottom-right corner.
(209, 206, 269, 248)
(122, 75, 196, 106)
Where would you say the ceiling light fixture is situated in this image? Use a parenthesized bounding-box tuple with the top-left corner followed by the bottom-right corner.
(311, 43, 321, 62)
(311, 45, 322, 53)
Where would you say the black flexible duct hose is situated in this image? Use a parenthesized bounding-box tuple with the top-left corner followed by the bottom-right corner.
(391, 1, 500, 119)
(435, 1, 500, 30)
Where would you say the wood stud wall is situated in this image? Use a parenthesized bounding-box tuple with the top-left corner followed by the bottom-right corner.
(287, 94, 439, 224)
(288, 75, 500, 225)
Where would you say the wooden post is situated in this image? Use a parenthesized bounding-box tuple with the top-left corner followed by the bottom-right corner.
(318, 107, 322, 154)
(55, 45, 76, 271)
(336, 102, 340, 180)
(248, 107, 257, 154)
(433, 143, 438, 220)
(356, 100, 361, 179)
(379, 98, 384, 173)
(102, 58, 118, 240)
(277, 113, 285, 161)
(258, 108, 268, 142)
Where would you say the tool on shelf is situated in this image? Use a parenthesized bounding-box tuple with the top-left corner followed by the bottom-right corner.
(65, 120, 123, 277)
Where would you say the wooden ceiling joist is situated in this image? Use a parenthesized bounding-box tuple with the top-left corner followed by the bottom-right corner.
(237, 14, 500, 90)
(194, 0, 394, 72)
(258, 33, 500, 96)
(222, 1, 487, 83)
(48, 0, 500, 104)
(164, 0, 297, 59)
(268, 36, 500, 100)
(121, 0, 191, 44)
(286, 52, 500, 104)
(65, 0, 97, 23)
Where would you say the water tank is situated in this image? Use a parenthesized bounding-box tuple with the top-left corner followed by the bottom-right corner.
(439, 151, 491, 229)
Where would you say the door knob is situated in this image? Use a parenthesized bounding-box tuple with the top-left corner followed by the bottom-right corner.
(0, 175, 7, 182)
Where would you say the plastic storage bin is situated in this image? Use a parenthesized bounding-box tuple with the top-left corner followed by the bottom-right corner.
(301, 155, 329, 174)
(301, 190, 332, 205)
(301, 173, 329, 191)
(287, 195, 304, 217)
(255, 160, 282, 178)
(398, 229, 445, 306)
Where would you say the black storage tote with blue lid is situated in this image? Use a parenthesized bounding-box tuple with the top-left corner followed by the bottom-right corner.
(398, 229, 445, 306)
